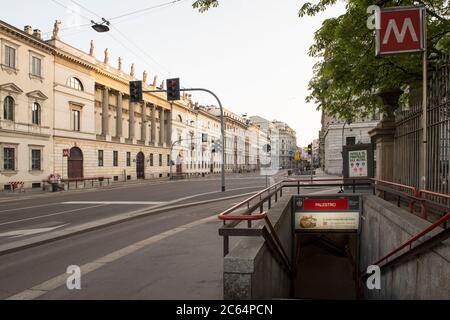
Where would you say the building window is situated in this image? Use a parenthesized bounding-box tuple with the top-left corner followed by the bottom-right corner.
(67, 77, 84, 91)
(98, 150, 104, 167)
(113, 151, 118, 167)
(159, 154, 163, 167)
(4, 45, 16, 68)
(31, 102, 41, 125)
(167, 155, 170, 166)
(150, 153, 154, 166)
(126, 152, 131, 167)
(31, 149, 41, 171)
(72, 109, 81, 131)
(3, 96, 14, 121)
(4, 148, 15, 171)
(31, 56, 41, 76)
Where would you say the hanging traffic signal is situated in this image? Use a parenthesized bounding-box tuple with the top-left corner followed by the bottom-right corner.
(129, 81, 143, 103)
(166, 78, 180, 101)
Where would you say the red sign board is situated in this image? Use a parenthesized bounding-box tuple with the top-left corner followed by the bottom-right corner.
(63, 149, 70, 157)
(377, 6, 425, 56)
(303, 199, 350, 211)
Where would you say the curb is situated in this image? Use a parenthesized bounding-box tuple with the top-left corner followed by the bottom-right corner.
(0, 191, 257, 257)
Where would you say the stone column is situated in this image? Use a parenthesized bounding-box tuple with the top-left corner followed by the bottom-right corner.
(102, 86, 110, 137)
(369, 88, 403, 182)
(116, 92, 123, 138)
(151, 104, 157, 146)
(166, 109, 172, 146)
(129, 102, 135, 141)
(160, 107, 165, 147)
(141, 103, 147, 142)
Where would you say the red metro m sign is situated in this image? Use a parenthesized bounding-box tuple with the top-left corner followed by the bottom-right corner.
(368, 5, 426, 56)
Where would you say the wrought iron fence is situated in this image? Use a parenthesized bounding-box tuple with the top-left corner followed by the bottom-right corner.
(394, 54, 450, 198)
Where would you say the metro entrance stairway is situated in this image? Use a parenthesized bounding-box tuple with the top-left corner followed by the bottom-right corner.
(219, 178, 450, 300)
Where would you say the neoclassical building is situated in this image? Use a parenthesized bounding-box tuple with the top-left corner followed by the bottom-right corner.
(0, 19, 297, 189)
(0, 21, 55, 189)
(49, 36, 173, 182)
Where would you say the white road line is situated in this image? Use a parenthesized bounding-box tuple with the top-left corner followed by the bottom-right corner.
(0, 205, 107, 227)
(0, 224, 67, 238)
(0, 203, 61, 214)
(6, 215, 218, 300)
(61, 201, 166, 205)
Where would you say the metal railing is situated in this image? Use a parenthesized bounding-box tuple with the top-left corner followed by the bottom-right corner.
(219, 177, 450, 280)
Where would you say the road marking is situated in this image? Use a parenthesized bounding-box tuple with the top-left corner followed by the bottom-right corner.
(0, 203, 60, 214)
(6, 215, 217, 300)
(0, 224, 67, 238)
(61, 201, 167, 205)
(0, 205, 106, 227)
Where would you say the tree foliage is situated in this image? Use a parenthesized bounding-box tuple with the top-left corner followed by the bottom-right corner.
(301, 0, 450, 119)
(192, 0, 450, 119)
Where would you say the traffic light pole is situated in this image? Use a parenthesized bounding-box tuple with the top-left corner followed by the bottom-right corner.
(143, 88, 226, 192)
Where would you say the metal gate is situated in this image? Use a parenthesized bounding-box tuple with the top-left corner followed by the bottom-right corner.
(394, 54, 450, 195)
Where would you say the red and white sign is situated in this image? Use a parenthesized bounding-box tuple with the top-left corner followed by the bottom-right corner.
(303, 199, 349, 211)
(376, 6, 425, 56)
(63, 149, 70, 157)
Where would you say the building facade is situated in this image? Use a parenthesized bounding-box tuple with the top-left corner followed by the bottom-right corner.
(0, 19, 300, 189)
(50, 37, 172, 182)
(0, 22, 55, 189)
(320, 111, 379, 175)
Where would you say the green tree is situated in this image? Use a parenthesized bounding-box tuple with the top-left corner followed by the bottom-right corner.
(192, 0, 449, 119)
(300, 0, 449, 119)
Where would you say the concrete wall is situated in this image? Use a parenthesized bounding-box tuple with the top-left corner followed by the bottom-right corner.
(223, 194, 293, 300)
(360, 195, 450, 300)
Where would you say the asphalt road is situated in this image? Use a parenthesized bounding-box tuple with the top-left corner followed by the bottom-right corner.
(0, 172, 341, 300)
(0, 175, 274, 246)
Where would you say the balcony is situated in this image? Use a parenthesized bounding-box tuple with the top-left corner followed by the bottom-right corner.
(0, 120, 51, 136)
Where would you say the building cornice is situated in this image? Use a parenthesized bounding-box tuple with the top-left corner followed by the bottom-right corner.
(0, 20, 54, 54)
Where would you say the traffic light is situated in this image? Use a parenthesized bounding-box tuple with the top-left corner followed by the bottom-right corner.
(129, 81, 143, 103)
(166, 78, 180, 101)
(308, 144, 313, 155)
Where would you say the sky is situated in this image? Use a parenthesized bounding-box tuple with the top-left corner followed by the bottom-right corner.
(0, 0, 346, 147)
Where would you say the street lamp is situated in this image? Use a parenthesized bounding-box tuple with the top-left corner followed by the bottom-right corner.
(91, 18, 110, 33)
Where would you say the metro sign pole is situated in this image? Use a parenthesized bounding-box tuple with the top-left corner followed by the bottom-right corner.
(368, 5, 427, 189)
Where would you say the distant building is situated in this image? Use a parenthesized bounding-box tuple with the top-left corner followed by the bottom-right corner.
(320, 111, 379, 175)
(250, 117, 298, 169)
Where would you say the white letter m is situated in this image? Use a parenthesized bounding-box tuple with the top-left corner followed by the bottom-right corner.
(383, 18, 418, 45)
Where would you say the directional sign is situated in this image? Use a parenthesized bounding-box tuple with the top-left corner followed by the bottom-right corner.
(376, 6, 425, 56)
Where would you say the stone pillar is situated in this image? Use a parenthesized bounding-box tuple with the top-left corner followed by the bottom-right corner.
(369, 88, 403, 182)
(129, 102, 135, 141)
(116, 92, 123, 138)
(151, 104, 157, 146)
(141, 103, 147, 143)
(102, 86, 110, 137)
(160, 107, 165, 147)
(166, 109, 172, 146)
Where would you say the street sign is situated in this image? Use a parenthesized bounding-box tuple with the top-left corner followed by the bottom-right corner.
(376, 6, 425, 56)
(294, 195, 362, 232)
(289, 149, 294, 157)
(294, 151, 301, 161)
(63, 149, 69, 157)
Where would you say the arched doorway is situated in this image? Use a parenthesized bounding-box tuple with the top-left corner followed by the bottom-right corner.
(136, 152, 145, 179)
(68, 147, 83, 178)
